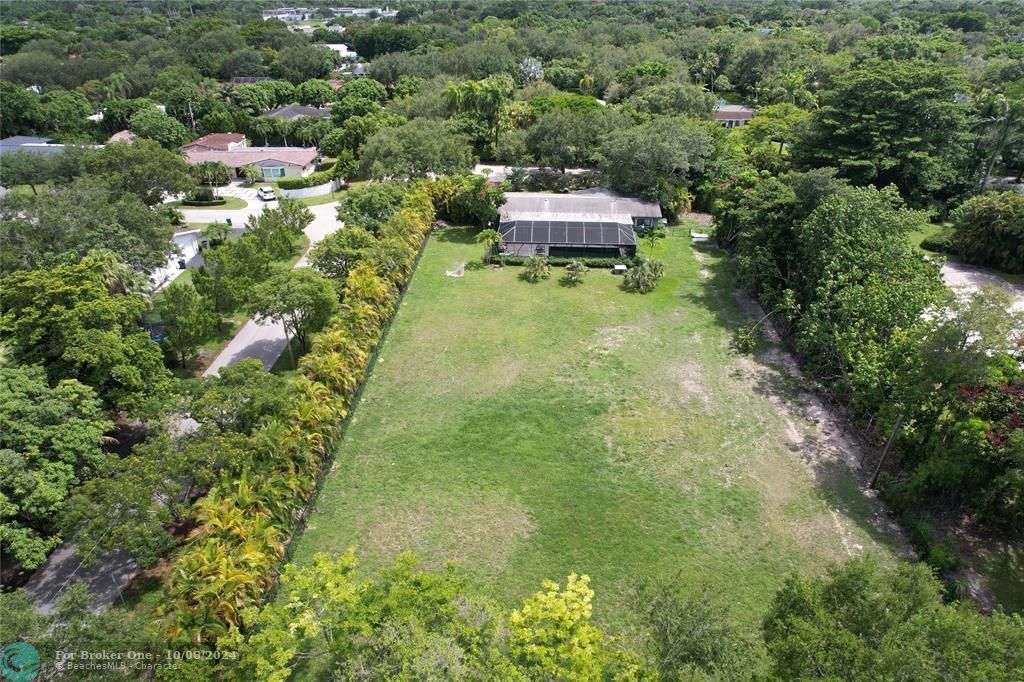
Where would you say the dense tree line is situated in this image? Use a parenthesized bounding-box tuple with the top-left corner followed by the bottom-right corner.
(3, 0, 1024, 676)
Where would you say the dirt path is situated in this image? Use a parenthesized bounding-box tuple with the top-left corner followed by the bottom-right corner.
(733, 290, 917, 559)
(733, 289, 1007, 608)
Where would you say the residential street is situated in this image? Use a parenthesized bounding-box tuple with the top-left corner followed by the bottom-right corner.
(22, 201, 342, 614)
(202, 201, 342, 375)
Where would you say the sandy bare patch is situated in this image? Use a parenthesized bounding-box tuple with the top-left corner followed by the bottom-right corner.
(661, 360, 711, 407)
(589, 325, 645, 355)
(691, 248, 712, 279)
(729, 289, 916, 560)
(361, 493, 535, 574)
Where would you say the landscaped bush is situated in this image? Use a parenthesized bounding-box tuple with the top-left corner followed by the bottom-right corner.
(157, 182, 436, 646)
(502, 255, 642, 268)
(920, 231, 954, 254)
(521, 255, 551, 282)
(181, 188, 226, 206)
(277, 168, 334, 190)
(950, 191, 1024, 272)
(624, 258, 665, 293)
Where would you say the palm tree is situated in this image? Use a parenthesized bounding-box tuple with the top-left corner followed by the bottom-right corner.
(250, 117, 276, 146)
(86, 248, 147, 295)
(523, 255, 550, 282)
(769, 71, 816, 108)
(475, 228, 502, 264)
(201, 221, 231, 247)
(275, 117, 295, 147)
(103, 72, 131, 101)
(579, 74, 596, 96)
(564, 260, 588, 285)
(294, 119, 318, 148)
(691, 51, 720, 93)
(239, 164, 261, 185)
(973, 91, 1024, 192)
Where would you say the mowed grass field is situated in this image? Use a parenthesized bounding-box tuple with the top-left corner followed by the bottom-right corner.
(287, 226, 899, 638)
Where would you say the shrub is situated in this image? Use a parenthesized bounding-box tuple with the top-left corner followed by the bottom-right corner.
(277, 169, 333, 190)
(502, 255, 641, 269)
(563, 260, 588, 285)
(950, 192, 1024, 272)
(624, 259, 664, 293)
(522, 256, 550, 282)
(181, 188, 226, 206)
(920, 231, 954, 254)
(157, 181, 436, 646)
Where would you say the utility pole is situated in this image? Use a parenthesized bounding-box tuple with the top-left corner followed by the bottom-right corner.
(870, 414, 904, 489)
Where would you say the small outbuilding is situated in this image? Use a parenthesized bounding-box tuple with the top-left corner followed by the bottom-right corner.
(715, 103, 755, 128)
(497, 188, 661, 259)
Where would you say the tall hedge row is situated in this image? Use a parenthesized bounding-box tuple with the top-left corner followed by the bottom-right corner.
(157, 183, 436, 645)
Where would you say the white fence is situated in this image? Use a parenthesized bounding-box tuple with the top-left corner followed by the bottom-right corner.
(279, 178, 340, 199)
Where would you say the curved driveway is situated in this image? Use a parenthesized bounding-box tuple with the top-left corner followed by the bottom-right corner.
(198, 201, 343, 375)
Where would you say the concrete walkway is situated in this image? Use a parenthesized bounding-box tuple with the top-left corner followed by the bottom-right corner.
(23, 545, 138, 615)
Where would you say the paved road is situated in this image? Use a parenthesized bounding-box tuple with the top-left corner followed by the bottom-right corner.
(941, 258, 1024, 312)
(23, 202, 343, 614)
(22, 545, 138, 615)
(202, 202, 342, 375)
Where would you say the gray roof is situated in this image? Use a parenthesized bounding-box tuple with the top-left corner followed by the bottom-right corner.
(266, 104, 332, 120)
(499, 190, 661, 224)
(0, 136, 65, 155)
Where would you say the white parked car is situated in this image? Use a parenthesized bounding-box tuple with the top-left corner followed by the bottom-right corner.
(257, 187, 277, 201)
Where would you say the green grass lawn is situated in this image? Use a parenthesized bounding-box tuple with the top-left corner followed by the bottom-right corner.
(168, 195, 248, 210)
(287, 227, 901, 647)
(287, 190, 344, 207)
(908, 222, 949, 252)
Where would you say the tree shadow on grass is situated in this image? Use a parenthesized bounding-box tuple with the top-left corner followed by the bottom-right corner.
(434, 227, 478, 244)
(683, 240, 915, 560)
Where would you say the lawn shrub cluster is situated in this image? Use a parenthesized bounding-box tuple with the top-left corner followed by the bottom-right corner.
(920, 231, 954, 254)
(277, 168, 334, 190)
(949, 191, 1024, 272)
(502, 255, 642, 268)
(158, 183, 436, 645)
(182, 187, 226, 206)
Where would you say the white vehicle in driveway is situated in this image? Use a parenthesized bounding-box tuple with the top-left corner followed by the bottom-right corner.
(257, 186, 277, 201)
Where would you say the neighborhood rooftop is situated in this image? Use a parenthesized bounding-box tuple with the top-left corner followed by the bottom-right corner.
(182, 146, 318, 167)
(499, 190, 662, 224)
(0, 135, 70, 155)
(181, 132, 247, 151)
(266, 103, 333, 120)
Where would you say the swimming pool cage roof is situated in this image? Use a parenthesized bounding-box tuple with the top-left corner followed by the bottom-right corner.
(498, 220, 636, 246)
